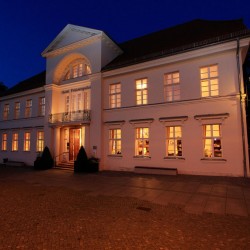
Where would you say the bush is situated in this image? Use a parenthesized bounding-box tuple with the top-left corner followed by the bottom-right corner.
(74, 146, 99, 173)
(34, 146, 54, 170)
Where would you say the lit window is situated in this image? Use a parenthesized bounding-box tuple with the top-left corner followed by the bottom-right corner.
(85, 65, 91, 74)
(65, 95, 70, 113)
(73, 63, 83, 78)
(109, 83, 121, 108)
(166, 126, 182, 157)
(203, 124, 222, 157)
(25, 99, 32, 118)
(2, 133, 7, 151)
(109, 129, 122, 155)
(14, 102, 20, 119)
(24, 132, 31, 151)
(12, 133, 18, 151)
(83, 91, 89, 110)
(200, 65, 219, 97)
(136, 79, 147, 105)
(164, 72, 180, 101)
(36, 131, 44, 152)
(135, 127, 149, 156)
(63, 60, 91, 80)
(3, 104, 9, 120)
(39, 97, 45, 116)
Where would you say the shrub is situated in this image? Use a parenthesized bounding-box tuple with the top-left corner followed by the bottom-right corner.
(74, 146, 99, 173)
(34, 146, 54, 170)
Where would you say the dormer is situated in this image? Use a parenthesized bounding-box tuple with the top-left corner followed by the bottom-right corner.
(42, 24, 122, 84)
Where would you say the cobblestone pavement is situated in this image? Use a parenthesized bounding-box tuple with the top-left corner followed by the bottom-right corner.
(1, 167, 250, 249)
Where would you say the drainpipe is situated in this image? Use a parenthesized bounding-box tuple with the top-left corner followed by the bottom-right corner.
(236, 38, 248, 177)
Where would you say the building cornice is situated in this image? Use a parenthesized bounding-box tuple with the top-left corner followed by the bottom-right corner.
(42, 35, 102, 58)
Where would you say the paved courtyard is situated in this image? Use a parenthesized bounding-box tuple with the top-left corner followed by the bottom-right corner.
(0, 166, 250, 249)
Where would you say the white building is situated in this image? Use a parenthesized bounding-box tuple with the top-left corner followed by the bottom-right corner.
(1, 19, 250, 177)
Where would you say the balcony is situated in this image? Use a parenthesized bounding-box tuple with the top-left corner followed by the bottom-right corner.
(48, 110, 91, 124)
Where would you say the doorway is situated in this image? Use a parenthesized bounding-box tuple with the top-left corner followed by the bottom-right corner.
(69, 129, 81, 161)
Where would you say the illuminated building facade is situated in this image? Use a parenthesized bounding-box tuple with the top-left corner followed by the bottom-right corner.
(1, 19, 250, 176)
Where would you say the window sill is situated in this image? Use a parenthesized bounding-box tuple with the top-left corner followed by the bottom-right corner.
(133, 156, 151, 159)
(108, 154, 122, 158)
(164, 157, 185, 160)
(201, 158, 227, 162)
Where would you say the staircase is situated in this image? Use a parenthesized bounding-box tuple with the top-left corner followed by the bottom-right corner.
(54, 161, 74, 171)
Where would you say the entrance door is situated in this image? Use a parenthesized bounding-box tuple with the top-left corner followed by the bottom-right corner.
(69, 129, 80, 161)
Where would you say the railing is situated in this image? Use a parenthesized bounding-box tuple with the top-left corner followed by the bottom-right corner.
(49, 110, 91, 124)
(54, 151, 69, 167)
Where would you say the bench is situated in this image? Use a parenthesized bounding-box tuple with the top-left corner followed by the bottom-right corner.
(4, 160, 26, 167)
(134, 166, 178, 175)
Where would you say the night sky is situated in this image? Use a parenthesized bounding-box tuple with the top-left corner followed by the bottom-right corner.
(1, 0, 250, 88)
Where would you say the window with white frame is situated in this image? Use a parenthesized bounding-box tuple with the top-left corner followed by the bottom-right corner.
(3, 104, 9, 120)
(23, 132, 31, 151)
(12, 132, 18, 151)
(39, 97, 45, 116)
(65, 95, 70, 113)
(109, 129, 122, 155)
(1, 133, 7, 151)
(109, 83, 121, 108)
(63, 59, 91, 81)
(200, 65, 219, 97)
(25, 99, 32, 118)
(166, 126, 182, 157)
(136, 78, 147, 105)
(135, 127, 149, 156)
(203, 124, 222, 158)
(164, 72, 180, 101)
(14, 102, 20, 119)
(73, 63, 83, 78)
(36, 131, 44, 152)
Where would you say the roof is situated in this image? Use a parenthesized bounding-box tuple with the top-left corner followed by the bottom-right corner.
(103, 19, 250, 71)
(1, 71, 46, 97)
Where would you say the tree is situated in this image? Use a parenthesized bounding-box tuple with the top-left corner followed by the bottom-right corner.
(0, 82, 8, 92)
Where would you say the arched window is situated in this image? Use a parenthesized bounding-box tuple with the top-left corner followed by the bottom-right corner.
(62, 59, 91, 81)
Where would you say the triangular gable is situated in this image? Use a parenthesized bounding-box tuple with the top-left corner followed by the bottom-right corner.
(42, 24, 102, 56)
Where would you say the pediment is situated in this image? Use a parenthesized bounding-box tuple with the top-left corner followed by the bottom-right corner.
(42, 24, 102, 56)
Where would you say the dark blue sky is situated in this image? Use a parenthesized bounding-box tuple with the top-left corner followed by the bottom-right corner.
(1, 0, 249, 88)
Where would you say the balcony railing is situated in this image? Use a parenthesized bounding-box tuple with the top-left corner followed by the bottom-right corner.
(48, 110, 91, 124)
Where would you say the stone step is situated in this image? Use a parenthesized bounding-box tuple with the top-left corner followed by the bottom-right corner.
(54, 162, 74, 171)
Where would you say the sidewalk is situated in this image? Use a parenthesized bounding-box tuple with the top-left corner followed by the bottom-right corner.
(1, 166, 250, 217)
(1, 166, 250, 249)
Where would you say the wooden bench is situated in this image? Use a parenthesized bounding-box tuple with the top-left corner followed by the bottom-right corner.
(134, 166, 178, 175)
(4, 160, 26, 167)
